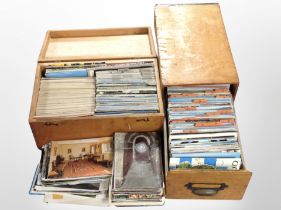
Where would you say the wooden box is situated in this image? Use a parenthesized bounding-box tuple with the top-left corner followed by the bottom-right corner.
(155, 4, 252, 199)
(29, 27, 164, 148)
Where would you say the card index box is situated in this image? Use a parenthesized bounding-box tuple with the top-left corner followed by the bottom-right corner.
(154, 4, 252, 199)
(29, 27, 164, 149)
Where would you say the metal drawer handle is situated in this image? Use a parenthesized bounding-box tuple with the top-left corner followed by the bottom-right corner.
(184, 183, 228, 196)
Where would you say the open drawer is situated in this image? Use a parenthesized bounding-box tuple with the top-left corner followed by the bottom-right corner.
(166, 169, 251, 199)
(163, 120, 252, 199)
(29, 27, 164, 148)
(155, 4, 252, 199)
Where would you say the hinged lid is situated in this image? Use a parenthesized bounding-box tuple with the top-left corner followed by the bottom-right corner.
(38, 27, 156, 62)
(154, 4, 239, 95)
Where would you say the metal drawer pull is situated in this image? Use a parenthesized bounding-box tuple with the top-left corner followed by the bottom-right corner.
(185, 183, 228, 196)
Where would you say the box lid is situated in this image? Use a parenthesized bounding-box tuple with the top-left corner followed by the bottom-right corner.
(38, 27, 156, 62)
(154, 4, 239, 94)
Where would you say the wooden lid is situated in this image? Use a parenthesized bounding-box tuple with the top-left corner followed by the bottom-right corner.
(154, 4, 239, 88)
(38, 27, 156, 62)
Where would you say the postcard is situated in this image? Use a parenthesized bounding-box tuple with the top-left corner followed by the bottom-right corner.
(46, 137, 113, 181)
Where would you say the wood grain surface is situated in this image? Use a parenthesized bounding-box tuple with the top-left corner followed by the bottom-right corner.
(155, 4, 239, 89)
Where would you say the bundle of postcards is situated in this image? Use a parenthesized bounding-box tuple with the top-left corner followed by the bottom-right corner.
(30, 137, 113, 206)
(36, 66, 95, 118)
(111, 132, 165, 206)
(95, 62, 158, 115)
(167, 85, 242, 170)
(30, 133, 165, 206)
(35, 61, 159, 118)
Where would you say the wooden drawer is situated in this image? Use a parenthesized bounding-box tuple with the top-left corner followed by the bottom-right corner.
(155, 4, 252, 200)
(29, 27, 164, 148)
(162, 121, 252, 200)
(29, 57, 164, 148)
(30, 105, 163, 148)
(166, 169, 251, 199)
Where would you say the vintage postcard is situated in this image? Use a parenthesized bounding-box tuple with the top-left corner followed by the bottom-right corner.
(46, 137, 113, 180)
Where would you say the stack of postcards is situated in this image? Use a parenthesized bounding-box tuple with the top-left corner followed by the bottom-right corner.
(167, 85, 242, 170)
(36, 77, 95, 118)
(30, 137, 113, 206)
(35, 61, 159, 118)
(95, 61, 159, 115)
(111, 132, 165, 206)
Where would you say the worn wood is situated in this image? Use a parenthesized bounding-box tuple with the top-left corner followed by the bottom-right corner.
(38, 31, 51, 62)
(166, 169, 252, 199)
(154, 4, 239, 97)
(155, 4, 251, 200)
(38, 27, 156, 62)
(30, 114, 163, 149)
(29, 65, 41, 120)
(49, 27, 150, 38)
(147, 27, 157, 58)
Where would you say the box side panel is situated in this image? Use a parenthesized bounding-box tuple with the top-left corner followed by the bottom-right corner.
(29, 64, 41, 121)
(30, 115, 163, 149)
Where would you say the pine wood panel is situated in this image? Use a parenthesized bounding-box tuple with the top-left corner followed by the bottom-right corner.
(38, 27, 157, 62)
(30, 114, 163, 149)
(166, 169, 252, 199)
(154, 4, 239, 91)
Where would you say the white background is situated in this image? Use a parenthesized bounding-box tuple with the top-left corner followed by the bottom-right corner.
(0, 0, 281, 209)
